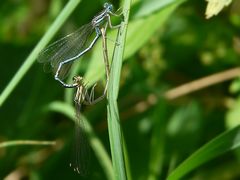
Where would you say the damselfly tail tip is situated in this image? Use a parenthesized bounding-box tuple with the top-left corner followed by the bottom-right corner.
(70, 163, 82, 174)
(75, 167, 81, 174)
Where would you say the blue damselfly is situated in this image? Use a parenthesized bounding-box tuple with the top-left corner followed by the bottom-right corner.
(38, 3, 121, 88)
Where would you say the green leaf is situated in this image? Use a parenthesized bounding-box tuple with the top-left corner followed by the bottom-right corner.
(226, 97, 240, 129)
(148, 100, 168, 180)
(106, 0, 131, 179)
(132, 0, 186, 19)
(167, 126, 240, 180)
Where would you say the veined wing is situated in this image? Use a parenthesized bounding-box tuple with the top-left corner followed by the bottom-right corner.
(38, 23, 94, 80)
(70, 93, 90, 175)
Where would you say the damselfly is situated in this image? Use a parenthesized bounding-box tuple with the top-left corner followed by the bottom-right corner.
(70, 19, 112, 174)
(38, 2, 121, 88)
(70, 76, 91, 175)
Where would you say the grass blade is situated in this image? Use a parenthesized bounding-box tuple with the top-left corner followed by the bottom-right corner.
(0, 140, 55, 148)
(167, 125, 240, 180)
(0, 0, 81, 107)
(106, 0, 131, 180)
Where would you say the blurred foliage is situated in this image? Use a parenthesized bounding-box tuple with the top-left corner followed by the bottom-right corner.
(1, 0, 240, 179)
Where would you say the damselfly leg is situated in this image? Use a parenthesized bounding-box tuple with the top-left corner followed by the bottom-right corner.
(73, 23, 115, 105)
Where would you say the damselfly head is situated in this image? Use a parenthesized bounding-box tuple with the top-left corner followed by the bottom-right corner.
(73, 76, 84, 84)
(104, 2, 113, 12)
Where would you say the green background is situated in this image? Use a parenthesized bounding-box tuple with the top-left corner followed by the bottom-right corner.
(1, 0, 240, 179)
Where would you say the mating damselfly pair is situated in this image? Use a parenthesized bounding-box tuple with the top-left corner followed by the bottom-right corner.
(38, 3, 122, 174)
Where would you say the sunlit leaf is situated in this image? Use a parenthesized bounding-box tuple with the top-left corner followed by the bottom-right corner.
(205, 0, 232, 19)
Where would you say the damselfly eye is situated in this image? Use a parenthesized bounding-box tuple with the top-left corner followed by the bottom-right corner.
(108, 4, 113, 11)
(103, 3, 109, 8)
(104, 3, 113, 11)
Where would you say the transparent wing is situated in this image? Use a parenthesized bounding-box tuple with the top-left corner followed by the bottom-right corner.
(70, 99, 90, 175)
(38, 23, 94, 80)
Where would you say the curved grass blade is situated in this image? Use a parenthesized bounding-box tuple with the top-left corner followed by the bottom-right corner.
(167, 125, 240, 180)
(0, 0, 82, 106)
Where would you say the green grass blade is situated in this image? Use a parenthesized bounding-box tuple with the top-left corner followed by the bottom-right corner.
(167, 125, 240, 180)
(124, 0, 185, 59)
(0, 140, 56, 148)
(132, 0, 185, 18)
(0, 0, 81, 107)
(106, 0, 131, 180)
(123, 135, 133, 180)
(148, 100, 168, 180)
(47, 101, 114, 180)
